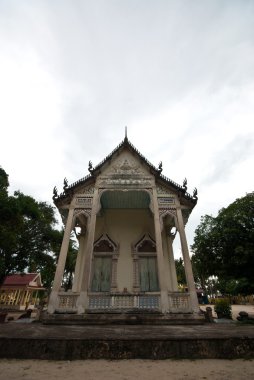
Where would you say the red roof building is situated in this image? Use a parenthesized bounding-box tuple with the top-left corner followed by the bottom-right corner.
(0, 273, 44, 310)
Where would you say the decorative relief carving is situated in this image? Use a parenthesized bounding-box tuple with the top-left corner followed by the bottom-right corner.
(158, 197, 175, 206)
(133, 233, 156, 253)
(85, 209, 92, 216)
(75, 197, 93, 207)
(74, 208, 84, 216)
(98, 177, 152, 187)
(97, 157, 153, 189)
(74, 208, 91, 218)
(156, 185, 175, 196)
(111, 158, 144, 175)
(93, 234, 118, 253)
(83, 186, 94, 194)
(159, 208, 177, 217)
(159, 208, 177, 232)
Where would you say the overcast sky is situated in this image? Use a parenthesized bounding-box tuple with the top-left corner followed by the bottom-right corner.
(0, 0, 253, 256)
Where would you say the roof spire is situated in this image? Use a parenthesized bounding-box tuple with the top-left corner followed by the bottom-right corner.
(125, 126, 128, 140)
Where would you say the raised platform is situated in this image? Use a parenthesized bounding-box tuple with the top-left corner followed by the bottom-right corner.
(41, 311, 205, 325)
(0, 322, 254, 359)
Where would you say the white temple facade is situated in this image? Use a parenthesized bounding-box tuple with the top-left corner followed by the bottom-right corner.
(47, 136, 203, 323)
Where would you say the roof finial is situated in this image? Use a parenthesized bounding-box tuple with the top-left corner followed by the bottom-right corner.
(125, 126, 128, 140)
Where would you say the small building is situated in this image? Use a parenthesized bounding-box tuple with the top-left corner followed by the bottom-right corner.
(47, 135, 203, 323)
(0, 273, 44, 310)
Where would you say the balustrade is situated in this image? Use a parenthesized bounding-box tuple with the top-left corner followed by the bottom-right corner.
(57, 292, 79, 312)
(55, 292, 191, 313)
(168, 292, 191, 312)
(88, 293, 160, 310)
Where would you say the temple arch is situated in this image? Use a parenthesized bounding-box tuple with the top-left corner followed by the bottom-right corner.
(132, 233, 159, 293)
(90, 234, 119, 292)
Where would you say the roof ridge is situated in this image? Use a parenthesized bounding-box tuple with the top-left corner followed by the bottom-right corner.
(92, 137, 159, 173)
(53, 137, 197, 204)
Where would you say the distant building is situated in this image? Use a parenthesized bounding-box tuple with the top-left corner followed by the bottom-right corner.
(0, 273, 44, 310)
(47, 136, 203, 323)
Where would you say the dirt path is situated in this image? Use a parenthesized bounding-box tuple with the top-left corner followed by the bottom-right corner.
(0, 358, 253, 380)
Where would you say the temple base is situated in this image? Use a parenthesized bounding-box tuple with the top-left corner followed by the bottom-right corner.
(41, 310, 205, 325)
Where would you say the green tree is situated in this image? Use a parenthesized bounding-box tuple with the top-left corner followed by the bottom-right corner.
(191, 192, 254, 295)
(0, 167, 58, 288)
(175, 257, 186, 286)
(53, 229, 78, 290)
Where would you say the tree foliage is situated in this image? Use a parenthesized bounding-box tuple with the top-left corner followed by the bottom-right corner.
(191, 192, 254, 295)
(0, 167, 60, 288)
(175, 258, 186, 286)
(53, 229, 78, 290)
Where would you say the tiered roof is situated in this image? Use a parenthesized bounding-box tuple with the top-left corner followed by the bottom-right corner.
(53, 137, 197, 206)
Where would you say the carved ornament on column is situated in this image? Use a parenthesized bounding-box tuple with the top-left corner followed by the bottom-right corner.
(159, 208, 176, 217)
(73, 208, 91, 218)
(159, 208, 177, 231)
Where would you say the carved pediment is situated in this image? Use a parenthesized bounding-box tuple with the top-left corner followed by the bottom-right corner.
(98, 152, 153, 189)
(93, 234, 118, 253)
(101, 151, 151, 177)
(133, 233, 156, 253)
(156, 185, 175, 196)
(112, 158, 143, 176)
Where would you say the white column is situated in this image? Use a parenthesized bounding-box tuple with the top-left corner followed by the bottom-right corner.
(152, 187, 169, 313)
(167, 234, 178, 291)
(176, 207, 199, 313)
(77, 188, 99, 313)
(48, 207, 74, 314)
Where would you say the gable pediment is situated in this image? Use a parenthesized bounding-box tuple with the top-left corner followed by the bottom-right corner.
(99, 148, 152, 177)
(53, 137, 197, 208)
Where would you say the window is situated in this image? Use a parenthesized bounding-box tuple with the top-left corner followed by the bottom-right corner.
(91, 256, 112, 292)
(139, 257, 159, 292)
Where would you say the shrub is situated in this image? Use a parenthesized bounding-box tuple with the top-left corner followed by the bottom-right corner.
(214, 298, 232, 319)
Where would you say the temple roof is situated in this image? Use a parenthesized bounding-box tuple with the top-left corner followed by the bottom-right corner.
(53, 136, 197, 206)
(1, 273, 44, 289)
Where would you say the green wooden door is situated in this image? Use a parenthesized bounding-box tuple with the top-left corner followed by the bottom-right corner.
(139, 257, 159, 292)
(91, 257, 111, 292)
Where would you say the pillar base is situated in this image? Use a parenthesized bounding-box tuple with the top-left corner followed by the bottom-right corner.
(160, 290, 170, 313)
(76, 291, 88, 314)
(47, 290, 59, 314)
(189, 290, 200, 314)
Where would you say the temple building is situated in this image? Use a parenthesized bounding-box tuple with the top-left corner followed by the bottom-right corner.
(0, 273, 44, 310)
(46, 136, 203, 323)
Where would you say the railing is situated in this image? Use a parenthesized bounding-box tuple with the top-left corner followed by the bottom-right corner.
(88, 293, 160, 310)
(168, 292, 191, 313)
(57, 292, 79, 312)
(55, 292, 192, 313)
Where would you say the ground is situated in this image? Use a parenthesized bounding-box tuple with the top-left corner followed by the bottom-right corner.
(0, 358, 254, 380)
(1, 305, 254, 379)
(199, 304, 254, 320)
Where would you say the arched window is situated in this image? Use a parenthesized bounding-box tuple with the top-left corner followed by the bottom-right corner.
(91, 234, 118, 292)
(133, 234, 159, 292)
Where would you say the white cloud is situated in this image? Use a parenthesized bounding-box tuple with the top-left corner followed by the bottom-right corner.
(0, 0, 254, 255)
